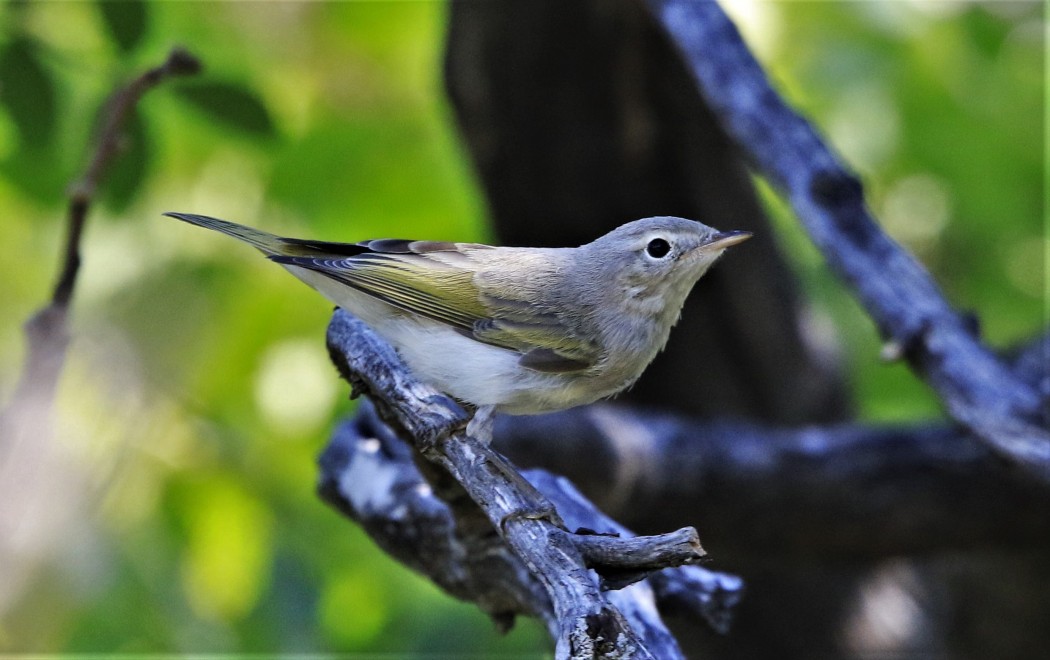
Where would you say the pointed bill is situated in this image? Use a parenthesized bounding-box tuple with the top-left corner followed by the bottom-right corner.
(697, 230, 752, 252)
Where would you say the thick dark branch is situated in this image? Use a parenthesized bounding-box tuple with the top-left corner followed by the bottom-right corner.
(644, 0, 1050, 480)
(494, 405, 1050, 561)
(326, 308, 725, 658)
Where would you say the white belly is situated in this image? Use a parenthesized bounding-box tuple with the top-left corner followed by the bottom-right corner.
(286, 265, 607, 414)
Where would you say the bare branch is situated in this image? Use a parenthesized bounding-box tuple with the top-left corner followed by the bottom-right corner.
(318, 407, 554, 634)
(495, 404, 1050, 560)
(60, 47, 201, 307)
(516, 468, 744, 632)
(644, 0, 1050, 480)
(318, 398, 743, 649)
(325, 309, 739, 658)
(1, 48, 201, 445)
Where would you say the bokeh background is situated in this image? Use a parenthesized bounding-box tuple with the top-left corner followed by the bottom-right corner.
(0, 0, 1042, 654)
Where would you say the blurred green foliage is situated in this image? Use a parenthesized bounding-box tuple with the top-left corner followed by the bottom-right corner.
(0, 0, 1042, 655)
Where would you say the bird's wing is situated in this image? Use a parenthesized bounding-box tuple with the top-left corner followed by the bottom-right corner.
(164, 212, 599, 372)
(271, 241, 600, 373)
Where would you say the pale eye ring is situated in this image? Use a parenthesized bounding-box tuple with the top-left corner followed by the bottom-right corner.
(646, 237, 671, 259)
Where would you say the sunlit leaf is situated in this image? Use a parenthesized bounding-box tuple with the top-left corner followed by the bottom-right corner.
(97, 0, 149, 54)
(173, 81, 276, 137)
(0, 37, 57, 149)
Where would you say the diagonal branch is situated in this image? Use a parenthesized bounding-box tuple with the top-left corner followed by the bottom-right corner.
(61, 47, 201, 308)
(1, 47, 201, 444)
(644, 0, 1050, 480)
(325, 308, 728, 658)
(318, 399, 744, 642)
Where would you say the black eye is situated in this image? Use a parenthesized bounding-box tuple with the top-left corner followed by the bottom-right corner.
(646, 238, 671, 259)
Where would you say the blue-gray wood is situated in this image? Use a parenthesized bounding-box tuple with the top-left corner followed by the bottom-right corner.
(647, 0, 1050, 479)
(326, 308, 723, 659)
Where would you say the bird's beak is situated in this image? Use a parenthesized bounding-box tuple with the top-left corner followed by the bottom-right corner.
(697, 230, 753, 252)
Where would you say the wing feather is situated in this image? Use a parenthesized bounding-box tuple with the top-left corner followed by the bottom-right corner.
(270, 245, 602, 372)
(165, 212, 600, 371)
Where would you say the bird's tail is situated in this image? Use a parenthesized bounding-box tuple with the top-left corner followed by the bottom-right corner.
(164, 212, 288, 255)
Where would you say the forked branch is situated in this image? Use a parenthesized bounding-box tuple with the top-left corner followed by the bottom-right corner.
(325, 309, 739, 658)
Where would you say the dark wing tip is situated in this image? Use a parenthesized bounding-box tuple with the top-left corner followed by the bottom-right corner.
(519, 347, 592, 373)
(268, 254, 336, 267)
(360, 239, 460, 254)
(280, 236, 370, 257)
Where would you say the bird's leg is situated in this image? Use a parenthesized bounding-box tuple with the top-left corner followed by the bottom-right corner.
(464, 406, 566, 529)
(465, 404, 496, 445)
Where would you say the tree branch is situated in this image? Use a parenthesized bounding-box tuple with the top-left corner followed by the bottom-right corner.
(325, 308, 736, 658)
(318, 398, 744, 644)
(573, 527, 703, 582)
(644, 0, 1050, 481)
(492, 404, 1050, 561)
(1, 47, 201, 444)
(61, 47, 201, 307)
(318, 405, 554, 634)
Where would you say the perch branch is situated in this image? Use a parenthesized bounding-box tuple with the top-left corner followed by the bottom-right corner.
(517, 468, 743, 633)
(645, 0, 1050, 480)
(318, 405, 554, 633)
(325, 308, 729, 658)
(318, 399, 743, 642)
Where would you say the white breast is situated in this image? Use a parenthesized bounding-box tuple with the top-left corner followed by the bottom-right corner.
(285, 264, 605, 413)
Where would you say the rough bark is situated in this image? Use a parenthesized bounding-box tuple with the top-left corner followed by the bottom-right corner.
(325, 309, 738, 658)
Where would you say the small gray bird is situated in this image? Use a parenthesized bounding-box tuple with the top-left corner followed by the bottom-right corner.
(165, 212, 750, 436)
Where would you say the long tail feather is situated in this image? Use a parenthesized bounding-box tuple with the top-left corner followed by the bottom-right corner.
(164, 212, 287, 254)
(164, 212, 372, 258)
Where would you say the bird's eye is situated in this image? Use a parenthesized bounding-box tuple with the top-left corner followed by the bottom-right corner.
(646, 238, 671, 259)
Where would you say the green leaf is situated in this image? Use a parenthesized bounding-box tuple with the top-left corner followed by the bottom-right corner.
(961, 6, 1011, 60)
(0, 37, 57, 149)
(101, 108, 151, 211)
(174, 81, 276, 137)
(97, 0, 149, 54)
(0, 147, 66, 202)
